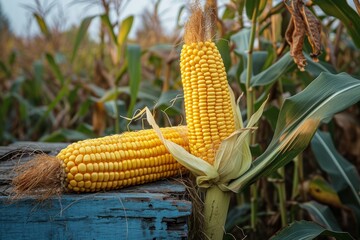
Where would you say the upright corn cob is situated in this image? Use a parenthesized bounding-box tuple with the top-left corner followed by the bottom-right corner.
(176, 7, 238, 240)
(180, 26, 235, 165)
(13, 126, 189, 196)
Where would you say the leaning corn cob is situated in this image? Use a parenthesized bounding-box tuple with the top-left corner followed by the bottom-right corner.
(13, 126, 189, 196)
(180, 21, 236, 165)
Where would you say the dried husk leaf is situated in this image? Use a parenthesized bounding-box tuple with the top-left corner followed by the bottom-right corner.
(285, 17, 295, 49)
(228, 85, 244, 130)
(213, 90, 250, 187)
(215, 130, 252, 189)
(145, 87, 267, 192)
(216, 99, 267, 191)
(247, 97, 268, 128)
(145, 107, 219, 188)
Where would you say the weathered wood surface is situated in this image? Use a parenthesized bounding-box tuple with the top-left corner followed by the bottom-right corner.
(0, 142, 191, 239)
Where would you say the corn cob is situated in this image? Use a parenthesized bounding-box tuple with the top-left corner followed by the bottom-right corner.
(175, 7, 239, 240)
(180, 30, 235, 165)
(13, 126, 189, 196)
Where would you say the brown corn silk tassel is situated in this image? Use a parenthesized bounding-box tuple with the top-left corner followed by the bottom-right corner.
(284, 0, 321, 71)
(12, 126, 189, 199)
(180, 6, 236, 165)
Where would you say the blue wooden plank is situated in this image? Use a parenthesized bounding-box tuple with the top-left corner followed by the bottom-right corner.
(0, 181, 191, 240)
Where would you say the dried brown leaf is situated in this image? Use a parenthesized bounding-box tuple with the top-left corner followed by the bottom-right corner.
(92, 101, 106, 136)
(284, 0, 307, 71)
(300, 4, 322, 62)
(354, 0, 360, 15)
(285, 17, 295, 49)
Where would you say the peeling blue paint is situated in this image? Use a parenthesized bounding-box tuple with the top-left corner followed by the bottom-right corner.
(0, 181, 191, 240)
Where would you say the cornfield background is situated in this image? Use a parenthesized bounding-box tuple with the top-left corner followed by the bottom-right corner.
(1, 0, 360, 239)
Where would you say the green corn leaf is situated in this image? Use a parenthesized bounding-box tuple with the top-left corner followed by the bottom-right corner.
(104, 100, 126, 119)
(271, 220, 353, 240)
(43, 85, 68, 118)
(31, 84, 68, 136)
(115, 60, 128, 85)
(250, 52, 294, 86)
(306, 58, 336, 77)
(33, 13, 50, 38)
(258, 0, 267, 16)
(228, 72, 360, 192)
(117, 15, 134, 58)
(313, 0, 360, 48)
(8, 50, 16, 66)
(239, 51, 268, 84)
(97, 86, 156, 104)
(32, 60, 44, 99)
(31, 53, 69, 135)
(99, 87, 129, 103)
(311, 131, 360, 215)
(0, 60, 10, 77)
(247, 53, 333, 87)
(300, 201, 342, 231)
(263, 106, 279, 131)
(245, 0, 266, 19)
(127, 44, 142, 117)
(176, 5, 186, 28)
(45, 53, 64, 86)
(155, 90, 183, 115)
(225, 203, 251, 232)
(71, 15, 97, 63)
(231, 28, 250, 55)
(222, 4, 236, 19)
(216, 39, 231, 72)
(100, 14, 117, 45)
(40, 129, 91, 142)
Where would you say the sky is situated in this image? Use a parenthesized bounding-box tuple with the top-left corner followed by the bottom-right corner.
(0, 0, 189, 39)
(2, 0, 356, 40)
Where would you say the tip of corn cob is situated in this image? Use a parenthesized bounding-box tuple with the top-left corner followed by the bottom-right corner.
(12, 154, 64, 200)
